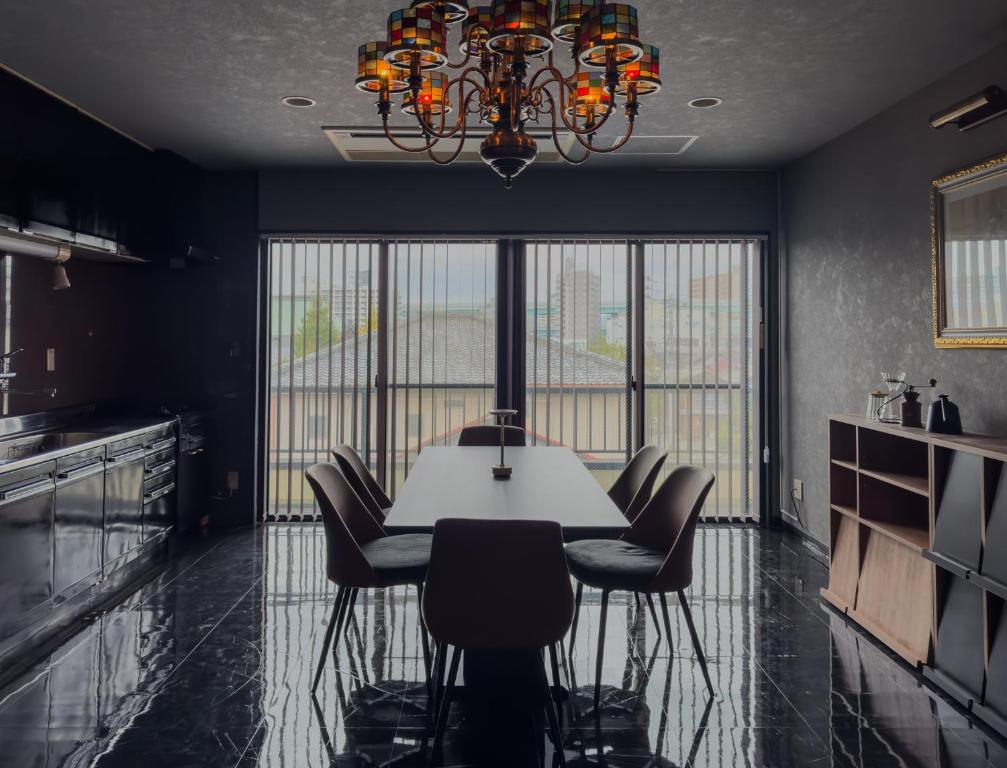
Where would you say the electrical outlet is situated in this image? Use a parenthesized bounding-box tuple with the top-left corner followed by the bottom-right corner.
(792, 479, 804, 503)
(46, 348, 55, 372)
(226, 471, 239, 491)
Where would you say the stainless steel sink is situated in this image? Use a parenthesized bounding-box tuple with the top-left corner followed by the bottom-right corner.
(0, 431, 105, 462)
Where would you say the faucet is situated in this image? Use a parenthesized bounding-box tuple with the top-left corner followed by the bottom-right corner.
(0, 349, 56, 398)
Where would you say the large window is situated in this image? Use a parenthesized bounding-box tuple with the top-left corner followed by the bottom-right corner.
(264, 236, 760, 522)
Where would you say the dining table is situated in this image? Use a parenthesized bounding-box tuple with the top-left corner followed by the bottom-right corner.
(384, 445, 630, 765)
(385, 445, 630, 540)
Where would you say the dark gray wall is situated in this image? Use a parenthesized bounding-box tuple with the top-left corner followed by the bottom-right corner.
(259, 167, 779, 236)
(781, 43, 1007, 544)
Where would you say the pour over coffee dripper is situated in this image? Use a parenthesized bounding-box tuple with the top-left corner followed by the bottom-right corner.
(877, 372, 906, 423)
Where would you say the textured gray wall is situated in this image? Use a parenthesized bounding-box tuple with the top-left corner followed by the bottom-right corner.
(781, 43, 1007, 544)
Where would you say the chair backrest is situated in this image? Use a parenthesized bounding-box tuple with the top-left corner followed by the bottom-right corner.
(332, 445, 390, 523)
(457, 425, 527, 447)
(622, 465, 715, 592)
(305, 462, 385, 588)
(609, 445, 667, 523)
(422, 519, 573, 651)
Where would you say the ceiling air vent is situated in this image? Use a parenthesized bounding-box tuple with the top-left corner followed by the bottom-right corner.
(599, 135, 698, 155)
(323, 125, 576, 164)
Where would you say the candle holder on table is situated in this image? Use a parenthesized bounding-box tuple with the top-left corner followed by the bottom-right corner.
(489, 409, 518, 479)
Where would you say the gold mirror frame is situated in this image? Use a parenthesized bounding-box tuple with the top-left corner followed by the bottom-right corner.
(932, 151, 1007, 348)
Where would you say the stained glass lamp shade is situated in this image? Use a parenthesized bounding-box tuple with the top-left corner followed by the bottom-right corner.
(486, 0, 554, 56)
(385, 6, 449, 70)
(578, 3, 643, 69)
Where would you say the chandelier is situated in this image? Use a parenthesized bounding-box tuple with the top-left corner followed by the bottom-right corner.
(355, 1, 661, 187)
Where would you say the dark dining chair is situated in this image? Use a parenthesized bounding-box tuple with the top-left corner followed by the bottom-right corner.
(305, 462, 434, 697)
(332, 444, 391, 523)
(456, 424, 527, 447)
(609, 446, 667, 523)
(422, 518, 573, 766)
(608, 446, 668, 635)
(565, 465, 716, 708)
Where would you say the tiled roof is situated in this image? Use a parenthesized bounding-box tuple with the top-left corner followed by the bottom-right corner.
(274, 312, 627, 390)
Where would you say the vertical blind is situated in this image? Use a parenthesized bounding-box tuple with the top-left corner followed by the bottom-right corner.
(266, 239, 379, 522)
(386, 241, 497, 496)
(525, 241, 633, 491)
(642, 239, 758, 521)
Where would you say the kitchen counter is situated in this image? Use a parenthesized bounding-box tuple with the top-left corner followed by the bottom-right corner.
(0, 417, 175, 474)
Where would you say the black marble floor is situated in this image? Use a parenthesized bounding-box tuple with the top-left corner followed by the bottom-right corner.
(1, 524, 1005, 767)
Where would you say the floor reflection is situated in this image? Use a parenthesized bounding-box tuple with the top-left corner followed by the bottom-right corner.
(0, 525, 1005, 767)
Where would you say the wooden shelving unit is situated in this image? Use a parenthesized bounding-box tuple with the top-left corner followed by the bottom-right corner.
(822, 415, 1007, 736)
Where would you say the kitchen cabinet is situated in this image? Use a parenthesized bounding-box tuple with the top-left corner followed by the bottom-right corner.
(54, 447, 105, 598)
(102, 440, 146, 572)
(0, 461, 56, 642)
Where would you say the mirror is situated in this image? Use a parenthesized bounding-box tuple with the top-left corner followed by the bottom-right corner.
(932, 152, 1007, 347)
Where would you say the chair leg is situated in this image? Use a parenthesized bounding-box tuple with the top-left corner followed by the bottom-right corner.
(312, 587, 347, 694)
(678, 589, 714, 696)
(432, 641, 448, 716)
(645, 593, 662, 639)
(569, 582, 583, 655)
(538, 651, 567, 767)
(416, 584, 433, 709)
(430, 646, 461, 767)
(594, 590, 609, 713)
(548, 643, 564, 730)
(658, 593, 674, 650)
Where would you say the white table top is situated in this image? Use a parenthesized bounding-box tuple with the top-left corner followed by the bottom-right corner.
(385, 446, 629, 540)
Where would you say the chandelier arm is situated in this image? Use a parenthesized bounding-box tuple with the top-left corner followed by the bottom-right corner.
(445, 24, 485, 70)
(381, 116, 440, 152)
(426, 111, 471, 165)
(542, 90, 592, 165)
(571, 113, 637, 153)
(411, 76, 485, 139)
(536, 78, 617, 137)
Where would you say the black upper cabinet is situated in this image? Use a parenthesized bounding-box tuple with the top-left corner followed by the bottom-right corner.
(1, 69, 204, 261)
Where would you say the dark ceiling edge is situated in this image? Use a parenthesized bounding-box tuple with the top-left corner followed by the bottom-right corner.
(1, 61, 152, 151)
(781, 38, 1007, 171)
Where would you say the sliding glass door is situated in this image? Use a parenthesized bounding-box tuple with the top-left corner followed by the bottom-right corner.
(263, 236, 760, 522)
(641, 239, 760, 521)
(525, 241, 633, 489)
(265, 239, 379, 521)
(386, 240, 497, 496)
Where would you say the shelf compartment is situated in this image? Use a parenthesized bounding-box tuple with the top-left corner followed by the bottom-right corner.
(974, 594, 1007, 736)
(831, 421, 857, 465)
(858, 468, 930, 497)
(931, 449, 982, 573)
(830, 462, 858, 511)
(858, 473, 930, 552)
(981, 461, 1007, 587)
(858, 428, 929, 494)
(824, 510, 859, 611)
(923, 567, 985, 708)
(853, 526, 932, 665)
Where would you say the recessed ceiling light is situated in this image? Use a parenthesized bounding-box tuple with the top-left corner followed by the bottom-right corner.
(282, 96, 317, 108)
(688, 97, 722, 109)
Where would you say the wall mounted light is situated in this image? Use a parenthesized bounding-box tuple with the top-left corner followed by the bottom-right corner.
(930, 85, 1006, 131)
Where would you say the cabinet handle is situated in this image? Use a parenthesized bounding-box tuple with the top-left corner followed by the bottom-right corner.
(145, 460, 176, 477)
(147, 438, 176, 453)
(0, 477, 55, 503)
(144, 483, 176, 503)
(57, 461, 105, 481)
(108, 449, 145, 465)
